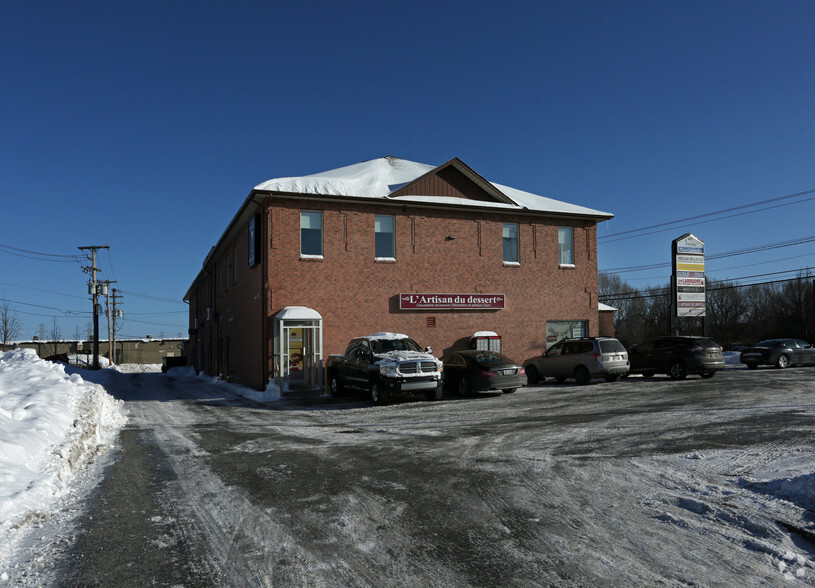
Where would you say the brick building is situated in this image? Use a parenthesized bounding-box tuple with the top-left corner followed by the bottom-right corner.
(184, 157, 614, 392)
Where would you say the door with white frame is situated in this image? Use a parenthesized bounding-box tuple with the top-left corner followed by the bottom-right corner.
(274, 307, 323, 392)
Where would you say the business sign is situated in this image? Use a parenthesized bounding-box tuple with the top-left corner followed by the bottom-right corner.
(672, 234, 706, 317)
(400, 293, 505, 310)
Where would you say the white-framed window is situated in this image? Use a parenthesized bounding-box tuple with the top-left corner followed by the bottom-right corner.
(300, 211, 323, 257)
(375, 215, 395, 259)
(503, 223, 519, 264)
(558, 226, 574, 265)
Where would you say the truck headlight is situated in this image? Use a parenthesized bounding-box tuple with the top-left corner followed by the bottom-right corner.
(380, 365, 397, 376)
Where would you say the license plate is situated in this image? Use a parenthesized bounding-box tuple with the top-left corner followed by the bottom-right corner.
(502, 369, 515, 375)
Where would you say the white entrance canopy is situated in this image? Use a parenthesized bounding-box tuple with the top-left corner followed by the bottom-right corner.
(275, 306, 323, 321)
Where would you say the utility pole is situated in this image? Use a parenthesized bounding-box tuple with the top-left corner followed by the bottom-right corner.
(111, 288, 123, 365)
(79, 245, 109, 369)
(101, 280, 117, 365)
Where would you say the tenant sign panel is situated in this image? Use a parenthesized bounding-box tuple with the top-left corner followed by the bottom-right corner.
(672, 234, 706, 317)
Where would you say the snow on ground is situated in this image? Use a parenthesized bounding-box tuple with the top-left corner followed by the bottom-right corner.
(0, 349, 126, 540)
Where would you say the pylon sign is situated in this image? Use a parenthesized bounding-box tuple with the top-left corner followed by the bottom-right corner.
(673, 233, 705, 317)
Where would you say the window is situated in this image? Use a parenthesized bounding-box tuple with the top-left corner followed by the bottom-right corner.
(300, 211, 323, 257)
(503, 223, 519, 263)
(375, 215, 395, 259)
(248, 214, 261, 267)
(558, 227, 574, 265)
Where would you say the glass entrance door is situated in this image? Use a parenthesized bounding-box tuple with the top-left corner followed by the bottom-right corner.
(274, 307, 323, 393)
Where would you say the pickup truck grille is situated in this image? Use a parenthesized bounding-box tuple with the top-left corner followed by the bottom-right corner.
(400, 361, 438, 374)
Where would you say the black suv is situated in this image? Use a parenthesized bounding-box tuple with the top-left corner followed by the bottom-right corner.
(627, 336, 725, 380)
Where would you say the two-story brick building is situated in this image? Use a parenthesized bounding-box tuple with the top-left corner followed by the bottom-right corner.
(184, 156, 614, 392)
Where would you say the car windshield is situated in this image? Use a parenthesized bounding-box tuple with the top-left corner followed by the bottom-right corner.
(370, 338, 423, 354)
(473, 352, 514, 366)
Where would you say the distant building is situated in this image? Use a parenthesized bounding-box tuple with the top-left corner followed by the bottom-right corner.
(184, 156, 614, 391)
(1, 337, 186, 366)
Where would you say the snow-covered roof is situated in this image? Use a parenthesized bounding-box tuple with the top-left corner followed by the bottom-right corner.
(254, 156, 612, 219)
(599, 303, 617, 312)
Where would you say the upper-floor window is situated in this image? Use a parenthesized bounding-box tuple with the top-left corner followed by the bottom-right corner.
(558, 226, 574, 265)
(503, 223, 519, 264)
(248, 213, 261, 268)
(300, 211, 323, 257)
(375, 215, 395, 259)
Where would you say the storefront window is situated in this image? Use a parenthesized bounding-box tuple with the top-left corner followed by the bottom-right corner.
(301, 211, 323, 257)
(546, 320, 587, 346)
(375, 215, 395, 259)
(558, 226, 574, 265)
(503, 223, 519, 263)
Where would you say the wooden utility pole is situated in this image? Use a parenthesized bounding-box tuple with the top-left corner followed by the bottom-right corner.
(112, 288, 123, 365)
(78, 245, 109, 369)
(102, 280, 117, 365)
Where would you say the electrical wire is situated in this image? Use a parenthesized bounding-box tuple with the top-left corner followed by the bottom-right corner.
(598, 188, 815, 242)
(117, 290, 186, 304)
(601, 234, 815, 274)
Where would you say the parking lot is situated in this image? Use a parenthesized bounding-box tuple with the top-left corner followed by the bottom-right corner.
(9, 364, 815, 586)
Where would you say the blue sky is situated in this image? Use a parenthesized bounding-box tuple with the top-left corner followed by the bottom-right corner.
(2, 1, 814, 339)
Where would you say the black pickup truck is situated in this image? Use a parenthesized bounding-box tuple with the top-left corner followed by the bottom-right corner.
(327, 332, 444, 405)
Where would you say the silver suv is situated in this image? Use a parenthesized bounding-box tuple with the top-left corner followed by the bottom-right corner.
(524, 337, 629, 385)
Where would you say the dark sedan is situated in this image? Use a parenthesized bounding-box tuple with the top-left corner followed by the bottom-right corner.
(627, 336, 725, 380)
(740, 339, 815, 369)
(440, 350, 525, 395)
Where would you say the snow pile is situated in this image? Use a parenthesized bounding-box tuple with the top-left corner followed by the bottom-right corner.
(186, 369, 284, 402)
(743, 473, 815, 511)
(0, 349, 127, 530)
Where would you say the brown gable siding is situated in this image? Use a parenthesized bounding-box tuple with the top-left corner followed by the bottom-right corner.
(395, 165, 496, 202)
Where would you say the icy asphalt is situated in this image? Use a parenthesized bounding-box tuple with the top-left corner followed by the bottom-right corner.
(5, 366, 815, 586)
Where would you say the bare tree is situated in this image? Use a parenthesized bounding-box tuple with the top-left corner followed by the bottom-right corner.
(772, 273, 814, 339)
(1, 299, 22, 345)
(48, 317, 62, 357)
(707, 280, 748, 348)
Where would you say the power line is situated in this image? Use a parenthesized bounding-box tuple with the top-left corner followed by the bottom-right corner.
(0, 243, 84, 261)
(598, 188, 815, 243)
(0, 280, 89, 300)
(0, 297, 89, 315)
(600, 272, 813, 302)
(117, 289, 185, 304)
(601, 234, 815, 274)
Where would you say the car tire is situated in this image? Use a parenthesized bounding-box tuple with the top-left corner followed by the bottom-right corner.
(329, 375, 345, 397)
(425, 385, 443, 401)
(525, 365, 539, 385)
(458, 378, 471, 397)
(371, 381, 389, 405)
(776, 355, 789, 369)
(574, 366, 591, 385)
(669, 362, 688, 380)
(700, 371, 715, 379)
(502, 388, 517, 394)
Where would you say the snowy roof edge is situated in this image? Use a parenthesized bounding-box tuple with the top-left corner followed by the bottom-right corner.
(253, 156, 613, 219)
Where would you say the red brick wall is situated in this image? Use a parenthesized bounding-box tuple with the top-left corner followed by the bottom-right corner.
(266, 198, 600, 371)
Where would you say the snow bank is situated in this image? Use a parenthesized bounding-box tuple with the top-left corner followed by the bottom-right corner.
(0, 349, 127, 531)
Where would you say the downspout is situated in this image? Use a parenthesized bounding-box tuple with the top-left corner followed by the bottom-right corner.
(260, 201, 270, 389)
